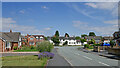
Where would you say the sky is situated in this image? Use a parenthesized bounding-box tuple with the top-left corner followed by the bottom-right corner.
(1, 2, 119, 36)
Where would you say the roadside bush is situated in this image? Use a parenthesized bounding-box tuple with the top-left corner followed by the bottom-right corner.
(84, 44, 89, 48)
(36, 41, 54, 52)
(13, 46, 17, 50)
(30, 46, 35, 50)
(38, 52, 54, 59)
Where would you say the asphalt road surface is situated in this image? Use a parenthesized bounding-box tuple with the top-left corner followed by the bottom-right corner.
(56, 46, 118, 67)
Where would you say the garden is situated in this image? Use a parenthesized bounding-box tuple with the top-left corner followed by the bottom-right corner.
(2, 41, 54, 67)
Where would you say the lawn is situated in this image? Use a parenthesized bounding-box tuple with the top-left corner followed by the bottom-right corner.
(2, 55, 48, 67)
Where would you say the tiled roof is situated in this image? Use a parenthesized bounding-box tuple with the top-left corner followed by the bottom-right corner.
(0, 32, 21, 42)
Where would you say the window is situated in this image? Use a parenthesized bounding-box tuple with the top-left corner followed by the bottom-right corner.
(74, 42, 76, 44)
(29, 42, 34, 45)
(30, 38, 34, 40)
(40, 37, 43, 40)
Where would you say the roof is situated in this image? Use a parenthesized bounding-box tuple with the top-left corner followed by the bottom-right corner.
(0, 32, 21, 42)
(103, 36, 113, 40)
(27, 35, 44, 37)
(87, 36, 102, 40)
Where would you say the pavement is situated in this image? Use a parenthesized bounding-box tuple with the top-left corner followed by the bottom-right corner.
(78, 47, 120, 60)
(56, 46, 118, 67)
(47, 48, 72, 67)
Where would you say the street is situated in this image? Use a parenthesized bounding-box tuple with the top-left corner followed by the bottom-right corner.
(56, 46, 118, 66)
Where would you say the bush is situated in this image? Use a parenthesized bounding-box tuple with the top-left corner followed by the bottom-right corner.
(84, 44, 89, 48)
(30, 46, 35, 50)
(38, 52, 54, 59)
(36, 41, 54, 52)
(14, 46, 17, 50)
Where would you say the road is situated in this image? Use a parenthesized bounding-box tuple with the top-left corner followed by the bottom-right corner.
(56, 46, 118, 67)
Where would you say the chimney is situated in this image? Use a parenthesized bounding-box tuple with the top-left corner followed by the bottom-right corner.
(10, 29, 12, 33)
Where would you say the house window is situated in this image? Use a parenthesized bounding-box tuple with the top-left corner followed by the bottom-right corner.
(74, 42, 76, 44)
(30, 38, 34, 40)
(29, 42, 34, 45)
(40, 37, 43, 40)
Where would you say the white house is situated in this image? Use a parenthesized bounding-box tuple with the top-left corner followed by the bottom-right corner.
(48, 36, 82, 46)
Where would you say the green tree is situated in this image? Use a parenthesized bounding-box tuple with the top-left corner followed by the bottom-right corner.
(63, 41, 68, 45)
(51, 36, 60, 46)
(81, 34, 87, 37)
(65, 33, 69, 37)
(89, 32, 96, 36)
(110, 40, 115, 48)
(44, 37, 48, 40)
(55, 30, 59, 37)
(80, 39, 86, 45)
(75, 36, 81, 40)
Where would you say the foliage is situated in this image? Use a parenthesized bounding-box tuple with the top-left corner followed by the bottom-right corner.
(93, 43, 100, 46)
(88, 39, 95, 44)
(84, 44, 89, 48)
(44, 37, 48, 40)
(36, 41, 53, 52)
(38, 52, 54, 59)
(65, 33, 69, 37)
(110, 40, 115, 47)
(30, 46, 35, 50)
(55, 30, 59, 37)
(13, 46, 17, 50)
(75, 36, 81, 40)
(89, 32, 96, 36)
(63, 41, 68, 45)
(51, 36, 60, 46)
(81, 34, 87, 37)
(80, 39, 86, 43)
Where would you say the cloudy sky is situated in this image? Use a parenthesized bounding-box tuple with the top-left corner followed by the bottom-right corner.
(2, 2, 119, 36)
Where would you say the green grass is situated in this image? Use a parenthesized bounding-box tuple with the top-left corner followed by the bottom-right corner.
(13, 49, 39, 52)
(2, 55, 48, 67)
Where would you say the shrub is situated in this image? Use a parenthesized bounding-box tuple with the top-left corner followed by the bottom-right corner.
(38, 52, 54, 59)
(14, 46, 17, 50)
(36, 41, 53, 52)
(30, 46, 35, 50)
(84, 44, 89, 48)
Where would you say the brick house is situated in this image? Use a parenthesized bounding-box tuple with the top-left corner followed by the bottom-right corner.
(86, 36, 102, 44)
(113, 31, 120, 47)
(0, 30, 22, 52)
(26, 34, 45, 46)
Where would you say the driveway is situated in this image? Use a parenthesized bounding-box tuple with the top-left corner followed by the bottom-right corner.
(57, 46, 118, 67)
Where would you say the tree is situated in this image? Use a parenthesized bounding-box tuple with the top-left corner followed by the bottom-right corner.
(75, 36, 81, 40)
(81, 34, 87, 37)
(44, 37, 48, 40)
(89, 32, 96, 36)
(51, 36, 60, 46)
(110, 40, 115, 48)
(65, 33, 69, 37)
(63, 41, 68, 45)
(80, 39, 87, 45)
(55, 30, 59, 37)
(51, 30, 60, 46)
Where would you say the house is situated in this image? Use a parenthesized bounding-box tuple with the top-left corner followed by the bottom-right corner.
(48, 36, 82, 46)
(0, 30, 22, 52)
(113, 31, 120, 47)
(86, 36, 102, 44)
(103, 36, 113, 46)
(26, 34, 45, 46)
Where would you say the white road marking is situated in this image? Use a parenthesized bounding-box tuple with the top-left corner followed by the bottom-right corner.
(98, 62, 110, 66)
(64, 57, 73, 66)
(75, 53, 80, 55)
(83, 56, 93, 60)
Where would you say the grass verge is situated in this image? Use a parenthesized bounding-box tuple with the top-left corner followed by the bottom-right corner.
(2, 55, 47, 67)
